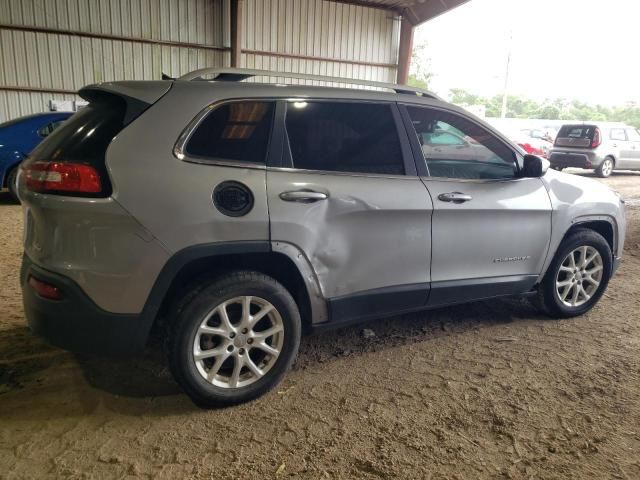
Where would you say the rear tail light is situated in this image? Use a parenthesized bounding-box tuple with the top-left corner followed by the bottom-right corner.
(23, 161, 102, 195)
(591, 128, 602, 148)
(518, 143, 544, 156)
(28, 276, 62, 300)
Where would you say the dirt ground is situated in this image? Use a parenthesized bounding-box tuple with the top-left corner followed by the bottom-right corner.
(1, 171, 639, 479)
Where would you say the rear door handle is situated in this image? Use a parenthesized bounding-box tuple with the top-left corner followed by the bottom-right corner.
(279, 190, 328, 203)
(438, 192, 472, 203)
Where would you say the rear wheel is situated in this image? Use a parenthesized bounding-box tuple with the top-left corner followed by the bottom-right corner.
(6, 167, 19, 202)
(531, 229, 612, 318)
(596, 157, 614, 178)
(168, 271, 301, 408)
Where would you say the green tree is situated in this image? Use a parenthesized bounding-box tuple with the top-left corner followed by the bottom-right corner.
(408, 40, 433, 90)
(446, 88, 640, 127)
(536, 104, 561, 120)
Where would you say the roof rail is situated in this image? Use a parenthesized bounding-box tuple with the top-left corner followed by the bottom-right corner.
(178, 68, 441, 100)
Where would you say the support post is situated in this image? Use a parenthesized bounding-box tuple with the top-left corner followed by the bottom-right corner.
(397, 15, 414, 85)
(230, 0, 242, 67)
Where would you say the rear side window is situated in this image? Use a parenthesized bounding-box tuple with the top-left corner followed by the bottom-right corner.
(284, 101, 405, 175)
(610, 128, 627, 141)
(185, 101, 275, 164)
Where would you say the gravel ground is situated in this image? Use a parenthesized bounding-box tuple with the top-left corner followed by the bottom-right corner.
(1, 171, 639, 479)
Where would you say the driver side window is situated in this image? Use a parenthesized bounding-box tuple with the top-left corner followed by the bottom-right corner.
(406, 106, 517, 180)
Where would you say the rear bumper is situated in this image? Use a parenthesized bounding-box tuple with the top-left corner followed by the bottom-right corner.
(548, 151, 601, 169)
(21, 254, 149, 356)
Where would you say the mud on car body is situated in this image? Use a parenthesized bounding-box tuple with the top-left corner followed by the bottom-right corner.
(18, 69, 626, 407)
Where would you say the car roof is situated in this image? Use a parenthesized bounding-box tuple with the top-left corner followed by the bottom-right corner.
(559, 121, 629, 129)
(86, 76, 520, 154)
(0, 111, 73, 128)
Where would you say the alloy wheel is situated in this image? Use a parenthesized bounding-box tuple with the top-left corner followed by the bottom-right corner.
(192, 296, 284, 388)
(555, 246, 604, 307)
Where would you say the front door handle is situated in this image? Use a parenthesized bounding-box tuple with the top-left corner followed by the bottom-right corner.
(279, 190, 328, 203)
(438, 192, 472, 204)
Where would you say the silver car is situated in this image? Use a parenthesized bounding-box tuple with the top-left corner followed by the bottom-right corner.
(549, 122, 640, 177)
(17, 69, 626, 407)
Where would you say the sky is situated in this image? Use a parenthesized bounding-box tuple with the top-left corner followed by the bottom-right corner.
(414, 0, 640, 105)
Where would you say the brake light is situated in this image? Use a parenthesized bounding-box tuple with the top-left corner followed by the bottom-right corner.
(24, 161, 102, 194)
(29, 276, 62, 300)
(591, 128, 601, 148)
(518, 143, 544, 156)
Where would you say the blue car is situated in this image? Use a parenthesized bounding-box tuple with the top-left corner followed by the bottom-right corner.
(0, 112, 73, 200)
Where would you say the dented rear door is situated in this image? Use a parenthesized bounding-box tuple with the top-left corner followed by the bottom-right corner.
(266, 100, 433, 317)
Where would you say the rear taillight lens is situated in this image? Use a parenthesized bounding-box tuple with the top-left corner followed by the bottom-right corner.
(23, 161, 102, 194)
(518, 142, 534, 153)
(591, 128, 601, 148)
(518, 143, 544, 156)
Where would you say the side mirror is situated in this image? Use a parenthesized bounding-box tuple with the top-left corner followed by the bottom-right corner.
(521, 154, 549, 177)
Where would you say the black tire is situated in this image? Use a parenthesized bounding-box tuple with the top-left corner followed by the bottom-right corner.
(532, 229, 612, 318)
(6, 166, 19, 202)
(168, 271, 301, 408)
(595, 156, 614, 178)
(551, 165, 564, 171)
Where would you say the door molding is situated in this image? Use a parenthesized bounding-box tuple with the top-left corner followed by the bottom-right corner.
(327, 283, 430, 326)
(428, 274, 538, 307)
(319, 274, 538, 330)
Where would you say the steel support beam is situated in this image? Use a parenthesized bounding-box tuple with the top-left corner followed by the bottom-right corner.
(396, 15, 414, 85)
(230, 0, 243, 68)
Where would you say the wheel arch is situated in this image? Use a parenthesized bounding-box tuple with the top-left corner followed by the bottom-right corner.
(142, 241, 326, 342)
(540, 216, 617, 281)
(1, 152, 24, 188)
(565, 217, 616, 254)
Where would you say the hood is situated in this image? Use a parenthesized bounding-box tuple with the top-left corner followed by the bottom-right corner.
(542, 168, 620, 207)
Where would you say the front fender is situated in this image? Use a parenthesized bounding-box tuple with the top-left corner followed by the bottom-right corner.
(538, 170, 626, 280)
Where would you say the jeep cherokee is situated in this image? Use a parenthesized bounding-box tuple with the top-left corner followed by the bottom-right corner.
(18, 69, 626, 407)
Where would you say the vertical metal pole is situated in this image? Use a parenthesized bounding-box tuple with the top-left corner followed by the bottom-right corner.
(500, 30, 512, 119)
(397, 16, 415, 85)
(230, 0, 243, 67)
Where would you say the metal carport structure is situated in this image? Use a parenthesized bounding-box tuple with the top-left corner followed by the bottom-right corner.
(0, 0, 468, 121)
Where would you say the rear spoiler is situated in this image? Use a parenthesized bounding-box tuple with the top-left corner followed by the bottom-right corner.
(79, 81, 172, 125)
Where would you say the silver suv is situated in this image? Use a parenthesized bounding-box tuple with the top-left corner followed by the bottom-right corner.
(549, 122, 640, 177)
(17, 69, 626, 407)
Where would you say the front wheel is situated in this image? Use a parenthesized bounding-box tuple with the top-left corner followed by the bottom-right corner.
(168, 271, 301, 408)
(6, 167, 19, 202)
(596, 157, 614, 178)
(532, 229, 612, 318)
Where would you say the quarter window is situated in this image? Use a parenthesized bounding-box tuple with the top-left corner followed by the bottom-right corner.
(610, 128, 627, 141)
(405, 106, 517, 180)
(185, 101, 275, 164)
(285, 102, 405, 175)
